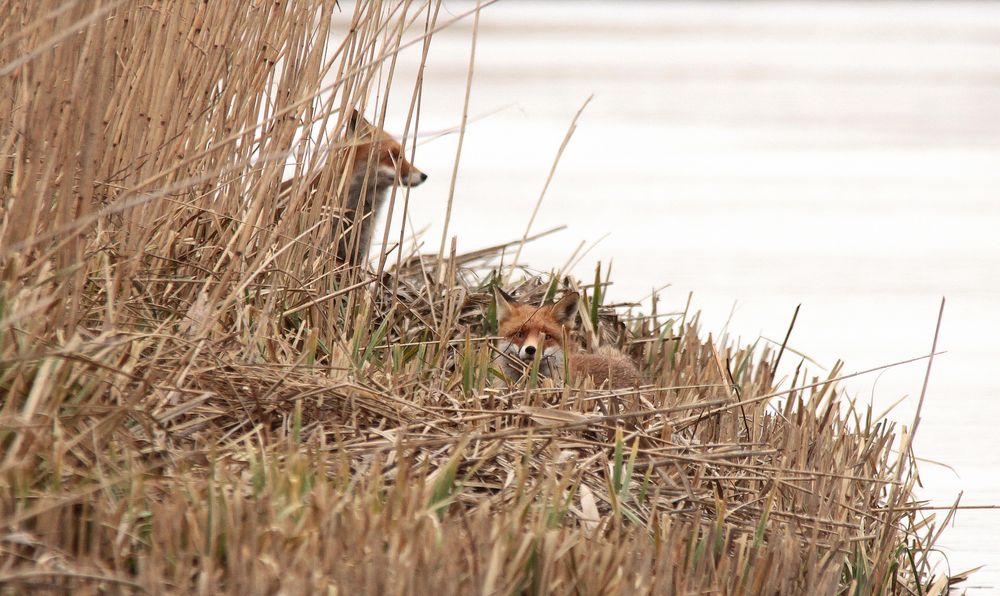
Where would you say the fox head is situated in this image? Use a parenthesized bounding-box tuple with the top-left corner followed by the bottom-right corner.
(494, 288, 580, 379)
(345, 110, 427, 189)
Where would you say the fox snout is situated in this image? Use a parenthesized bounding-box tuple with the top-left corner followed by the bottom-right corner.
(375, 159, 427, 188)
(512, 334, 562, 365)
(400, 168, 427, 187)
(518, 341, 541, 361)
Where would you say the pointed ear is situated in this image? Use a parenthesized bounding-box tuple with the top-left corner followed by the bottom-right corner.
(347, 109, 370, 136)
(550, 292, 579, 326)
(494, 287, 518, 322)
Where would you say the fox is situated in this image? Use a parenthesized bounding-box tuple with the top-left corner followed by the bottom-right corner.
(278, 109, 427, 263)
(493, 288, 641, 389)
(339, 110, 426, 259)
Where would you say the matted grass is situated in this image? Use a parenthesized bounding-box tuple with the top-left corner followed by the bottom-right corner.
(0, 1, 960, 594)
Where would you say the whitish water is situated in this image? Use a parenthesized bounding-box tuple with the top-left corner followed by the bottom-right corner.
(342, 1, 1000, 589)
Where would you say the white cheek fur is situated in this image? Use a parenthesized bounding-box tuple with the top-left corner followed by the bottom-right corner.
(538, 346, 565, 378)
(542, 346, 563, 360)
(497, 340, 517, 355)
(496, 340, 524, 379)
(377, 164, 397, 183)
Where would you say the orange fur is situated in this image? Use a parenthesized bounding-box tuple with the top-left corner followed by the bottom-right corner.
(494, 289, 641, 389)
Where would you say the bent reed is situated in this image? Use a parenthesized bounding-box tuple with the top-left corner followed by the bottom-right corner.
(0, 2, 959, 594)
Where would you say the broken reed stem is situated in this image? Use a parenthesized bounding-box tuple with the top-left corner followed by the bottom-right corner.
(771, 303, 800, 376)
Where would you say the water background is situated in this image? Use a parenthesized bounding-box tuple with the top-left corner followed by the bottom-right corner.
(341, 1, 1000, 589)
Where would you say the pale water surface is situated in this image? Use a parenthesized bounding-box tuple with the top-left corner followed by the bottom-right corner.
(342, 1, 1000, 589)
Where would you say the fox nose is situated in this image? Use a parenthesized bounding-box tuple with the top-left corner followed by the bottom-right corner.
(405, 171, 427, 187)
(523, 345, 536, 358)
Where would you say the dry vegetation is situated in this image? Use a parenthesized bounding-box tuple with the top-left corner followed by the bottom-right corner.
(0, 2, 962, 594)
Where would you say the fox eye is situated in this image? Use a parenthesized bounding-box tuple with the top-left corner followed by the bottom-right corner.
(514, 329, 525, 338)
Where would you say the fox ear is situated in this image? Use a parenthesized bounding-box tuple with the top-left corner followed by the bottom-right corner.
(346, 109, 370, 136)
(550, 292, 579, 326)
(494, 287, 517, 322)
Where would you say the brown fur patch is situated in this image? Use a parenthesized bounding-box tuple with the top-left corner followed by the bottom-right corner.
(568, 347, 641, 388)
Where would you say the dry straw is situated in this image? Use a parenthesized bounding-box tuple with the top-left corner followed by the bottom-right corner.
(0, 1, 965, 594)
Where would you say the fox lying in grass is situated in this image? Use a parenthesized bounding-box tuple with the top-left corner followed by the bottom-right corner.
(279, 110, 427, 263)
(494, 288, 641, 389)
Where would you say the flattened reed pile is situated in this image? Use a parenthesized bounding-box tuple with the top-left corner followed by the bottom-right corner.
(1, 2, 954, 594)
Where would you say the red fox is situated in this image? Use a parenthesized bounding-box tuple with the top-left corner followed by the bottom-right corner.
(493, 288, 641, 389)
(339, 110, 426, 259)
(279, 109, 426, 263)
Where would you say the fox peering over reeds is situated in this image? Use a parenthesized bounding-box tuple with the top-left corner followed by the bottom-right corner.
(339, 110, 426, 258)
(279, 110, 427, 263)
(493, 288, 641, 389)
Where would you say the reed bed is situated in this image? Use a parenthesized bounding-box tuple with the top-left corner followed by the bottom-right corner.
(0, 2, 959, 594)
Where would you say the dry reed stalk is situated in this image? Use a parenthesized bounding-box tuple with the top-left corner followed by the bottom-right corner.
(511, 94, 592, 271)
(0, 2, 966, 594)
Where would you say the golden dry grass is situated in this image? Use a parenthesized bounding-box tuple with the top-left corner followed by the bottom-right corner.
(0, 2, 962, 594)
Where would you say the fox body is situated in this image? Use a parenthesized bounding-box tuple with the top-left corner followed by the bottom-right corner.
(278, 110, 426, 263)
(494, 289, 641, 389)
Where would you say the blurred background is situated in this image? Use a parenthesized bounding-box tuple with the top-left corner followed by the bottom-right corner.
(359, 1, 999, 588)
